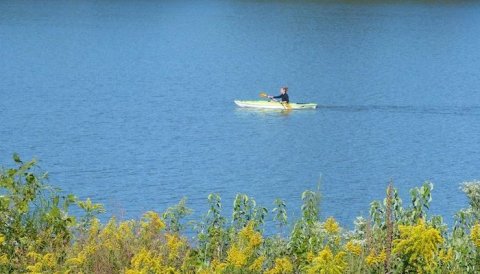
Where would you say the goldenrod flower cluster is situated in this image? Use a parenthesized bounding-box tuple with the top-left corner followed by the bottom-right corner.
(324, 217, 340, 234)
(166, 234, 185, 262)
(225, 221, 264, 270)
(393, 219, 443, 273)
(249, 255, 266, 272)
(438, 248, 453, 264)
(471, 223, 480, 248)
(226, 245, 247, 267)
(345, 240, 363, 256)
(365, 249, 386, 266)
(265, 257, 294, 274)
(26, 252, 58, 273)
(305, 247, 346, 274)
(0, 234, 7, 265)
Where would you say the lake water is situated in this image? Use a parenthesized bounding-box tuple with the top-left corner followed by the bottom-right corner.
(1, 0, 480, 229)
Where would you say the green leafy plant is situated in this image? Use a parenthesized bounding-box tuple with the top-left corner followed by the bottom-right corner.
(1, 155, 480, 273)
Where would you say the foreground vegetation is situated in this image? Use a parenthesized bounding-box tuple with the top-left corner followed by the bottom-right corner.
(1, 155, 479, 273)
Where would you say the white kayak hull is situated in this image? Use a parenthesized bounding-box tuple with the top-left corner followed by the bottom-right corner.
(234, 100, 317, 110)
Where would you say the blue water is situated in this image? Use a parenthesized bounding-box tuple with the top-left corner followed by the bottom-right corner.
(1, 0, 480, 228)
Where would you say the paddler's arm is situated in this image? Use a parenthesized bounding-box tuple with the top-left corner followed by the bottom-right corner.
(267, 95, 278, 102)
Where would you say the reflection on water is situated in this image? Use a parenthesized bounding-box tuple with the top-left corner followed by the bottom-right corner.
(234, 106, 316, 117)
(235, 108, 292, 116)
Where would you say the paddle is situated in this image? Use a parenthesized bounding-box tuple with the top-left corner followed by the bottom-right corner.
(259, 92, 269, 99)
(259, 92, 290, 110)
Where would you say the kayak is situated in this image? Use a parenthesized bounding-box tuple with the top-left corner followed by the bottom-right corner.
(234, 100, 317, 110)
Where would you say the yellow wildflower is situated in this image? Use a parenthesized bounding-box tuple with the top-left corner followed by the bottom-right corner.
(127, 248, 163, 273)
(166, 233, 185, 261)
(225, 222, 263, 269)
(142, 211, 166, 231)
(208, 258, 227, 273)
(249, 255, 265, 272)
(26, 252, 57, 273)
(85, 244, 97, 256)
(214, 262, 228, 273)
(88, 218, 101, 239)
(0, 254, 8, 265)
(43, 253, 56, 269)
(306, 251, 315, 262)
(210, 258, 221, 268)
(365, 249, 386, 266)
(249, 231, 263, 247)
(227, 245, 247, 267)
(306, 247, 347, 274)
(439, 248, 453, 264)
(471, 223, 480, 248)
(119, 220, 135, 236)
(27, 251, 41, 261)
(265, 257, 293, 274)
(99, 220, 134, 254)
(66, 247, 88, 267)
(165, 267, 180, 273)
(393, 219, 443, 273)
(345, 240, 362, 256)
(324, 217, 340, 234)
(0, 234, 4, 245)
(66, 256, 83, 267)
(239, 221, 263, 248)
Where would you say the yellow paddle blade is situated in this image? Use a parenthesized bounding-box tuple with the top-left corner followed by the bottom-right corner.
(259, 92, 268, 98)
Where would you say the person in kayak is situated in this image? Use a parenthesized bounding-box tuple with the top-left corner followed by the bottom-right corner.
(268, 87, 289, 103)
